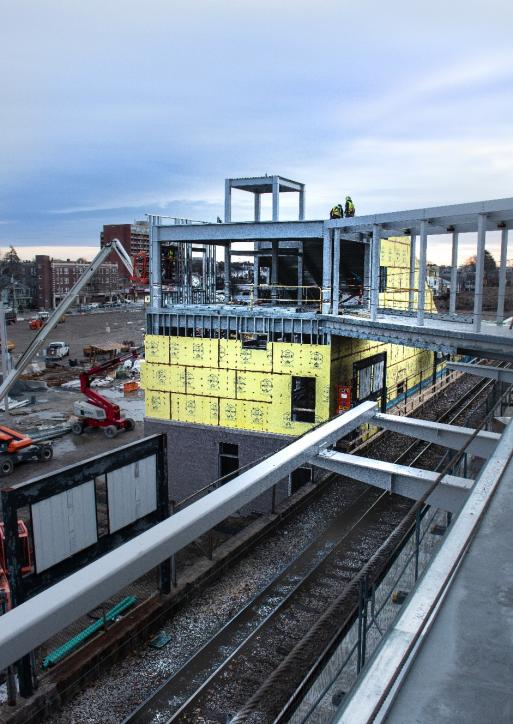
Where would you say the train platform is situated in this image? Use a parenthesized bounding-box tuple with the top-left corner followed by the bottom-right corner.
(336, 414, 513, 724)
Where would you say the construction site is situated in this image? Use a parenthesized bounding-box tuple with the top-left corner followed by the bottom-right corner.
(0, 177, 512, 724)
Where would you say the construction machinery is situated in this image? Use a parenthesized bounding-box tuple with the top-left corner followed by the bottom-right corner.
(0, 240, 133, 405)
(0, 425, 53, 476)
(71, 351, 137, 438)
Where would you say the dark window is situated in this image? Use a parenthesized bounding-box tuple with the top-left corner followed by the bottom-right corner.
(290, 467, 313, 495)
(291, 377, 316, 423)
(219, 442, 239, 482)
(379, 266, 388, 293)
(396, 381, 405, 396)
(241, 334, 268, 350)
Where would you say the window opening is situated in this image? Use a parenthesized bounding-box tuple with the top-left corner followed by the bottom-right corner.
(219, 442, 240, 482)
(291, 377, 316, 423)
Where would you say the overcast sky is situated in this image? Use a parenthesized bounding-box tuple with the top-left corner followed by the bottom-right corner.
(1, 0, 513, 264)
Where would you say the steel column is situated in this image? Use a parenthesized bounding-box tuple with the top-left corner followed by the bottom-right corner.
(449, 231, 459, 315)
(408, 233, 416, 311)
(224, 244, 231, 301)
(271, 242, 279, 302)
(473, 213, 487, 332)
(299, 185, 305, 220)
(254, 192, 261, 222)
(297, 242, 303, 306)
(496, 227, 508, 324)
(272, 176, 280, 221)
(417, 220, 428, 326)
(370, 224, 381, 322)
(322, 226, 333, 314)
(224, 179, 232, 223)
(149, 215, 162, 315)
(332, 228, 341, 315)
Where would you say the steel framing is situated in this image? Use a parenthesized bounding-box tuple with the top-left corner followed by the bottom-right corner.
(0, 399, 504, 672)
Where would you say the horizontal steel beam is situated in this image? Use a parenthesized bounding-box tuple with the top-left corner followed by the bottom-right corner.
(314, 450, 473, 513)
(0, 402, 377, 671)
(156, 220, 324, 243)
(446, 361, 513, 384)
(374, 413, 500, 459)
(326, 196, 513, 236)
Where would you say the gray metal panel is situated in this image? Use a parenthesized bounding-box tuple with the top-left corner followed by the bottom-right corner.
(107, 455, 157, 533)
(31, 481, 97, 573)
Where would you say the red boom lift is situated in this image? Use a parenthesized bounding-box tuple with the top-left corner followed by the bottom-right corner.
(71, 352, 137, 438)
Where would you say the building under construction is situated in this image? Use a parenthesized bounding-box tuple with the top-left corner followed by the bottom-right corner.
(142, 176, 438, 507)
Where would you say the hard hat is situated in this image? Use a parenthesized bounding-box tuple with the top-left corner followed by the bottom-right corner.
(346, 196, 352, 201)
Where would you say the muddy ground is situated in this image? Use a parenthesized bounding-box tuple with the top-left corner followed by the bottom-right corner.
(1, 309, 146, 488)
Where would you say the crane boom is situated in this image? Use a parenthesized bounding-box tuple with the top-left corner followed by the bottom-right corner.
(0, 240, 133, 403)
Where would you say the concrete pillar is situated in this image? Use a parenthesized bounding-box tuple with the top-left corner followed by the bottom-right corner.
(272, 176, 280, 221)
(254, 192, 261, 222)
(473, 213, 487, 332)
(370, 224, 381, 322)
(496, 227, 508, 325)
(149, 214, 162, 315)
(332, 229, 341, 314)
(299, 185, 305, 220)
(417, 220, 428, 326)
(449, 231, 459, 315)
(408, 233, 416, 311)
(224, 179, 232, 223)
(224, 244, 231, 301)
(321, 226, 332, 314)
(297, 242, 303, 306)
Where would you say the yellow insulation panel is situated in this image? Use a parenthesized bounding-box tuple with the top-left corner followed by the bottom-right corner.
(145, 334, 170, 364)
(272, 342, 330, 378)
(145, 390, 171, 419)
(219, 398, 270, 432)
(186, 367, 236, 397)
(172, 394, 219, 425)
(236, 371, 289, 403)
(169, 337, 219, 368)
(146, 363, 186, 393)
(219, 339, 273, 372)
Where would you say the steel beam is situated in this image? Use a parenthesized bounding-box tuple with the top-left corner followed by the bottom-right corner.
(156, 219, 324, 244)
(473, 213, 487, 332)
(497, 227, 508, 324)
(332, 229, 341, 315)
(408, 233, 416, 312)
(417, 220, 428, 326)
(0, 402, 377, 671)
(446, 361, 513, 385)
(314, 450, 473, 513)
(322, 226, 332, 314)
(370, 224, 381, 322)
(449, 230, 459, 315)
(374, 412, 500, 459)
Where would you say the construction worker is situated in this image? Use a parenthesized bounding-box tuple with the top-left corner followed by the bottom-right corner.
(330, 203, 344, 219)
(345, 196, 355, 217)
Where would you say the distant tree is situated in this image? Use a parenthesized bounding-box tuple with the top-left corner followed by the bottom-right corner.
(0, 245, 23, 280)
(461, 250, 497, 272)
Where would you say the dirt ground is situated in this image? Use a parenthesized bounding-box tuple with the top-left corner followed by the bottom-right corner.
(1, 309, 146, 489)
(7, 308, 145, 363)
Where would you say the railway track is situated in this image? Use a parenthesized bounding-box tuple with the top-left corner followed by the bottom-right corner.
(126, 370, 498, 723)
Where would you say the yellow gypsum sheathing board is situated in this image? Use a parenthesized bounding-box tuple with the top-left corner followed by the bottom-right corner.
(172, 393, 219, 425)
(272, 342, 330, 378)
(219, 398, 245, 428)
(145, 335, 170, 364)
(145, 390, 171, 419)
(243, 400, 269, 432)
(236, 371, 282, 402)
(238, 342, 273, 372)
(139, 362, 148, 389)
(186, 367, 236, 397)
(170, 337, 219, 368)
(219, 339, 239, 369)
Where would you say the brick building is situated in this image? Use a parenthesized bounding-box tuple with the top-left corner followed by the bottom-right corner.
(100, 221, 149, 277)
(51, 259, 121, 307)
